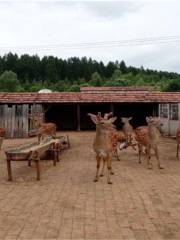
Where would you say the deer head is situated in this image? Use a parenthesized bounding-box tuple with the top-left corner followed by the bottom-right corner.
(88, 112, 117, 130)
(28, 112, 44, 128)
(146, 116, 164, 133)
(121, 117, 132, 124)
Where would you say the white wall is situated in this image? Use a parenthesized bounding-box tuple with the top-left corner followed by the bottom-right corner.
(159, 103, 180, 136)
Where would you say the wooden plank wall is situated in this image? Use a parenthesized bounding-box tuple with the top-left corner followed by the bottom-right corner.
(0, 104, 43, 138)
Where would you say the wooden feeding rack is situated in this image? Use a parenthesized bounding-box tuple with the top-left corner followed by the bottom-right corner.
(56, 135, 70, 150)
(5, 139, 61, 181)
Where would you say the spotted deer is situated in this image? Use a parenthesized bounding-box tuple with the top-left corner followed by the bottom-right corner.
(135, 117, 164, 169)
(102, 112, 127, 160)
(88, 112, 117, 184)
(29, 112, 57, 144)
(176, 128, 180, 157)
(121, 117, 134, 144)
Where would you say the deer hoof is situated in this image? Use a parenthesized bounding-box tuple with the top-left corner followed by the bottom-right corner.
(110, 172, 114, 175)
(147, 165, 153, 170)
(100, 174, 104, 177)
(108, 181, 113, 184)
(159, 166, 164, 169)
(94, 179, 98, 182)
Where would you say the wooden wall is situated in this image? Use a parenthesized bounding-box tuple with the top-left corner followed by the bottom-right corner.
(0, 104, 42, 138)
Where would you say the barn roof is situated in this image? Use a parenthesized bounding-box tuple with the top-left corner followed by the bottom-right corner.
(0, 91, 179, 103)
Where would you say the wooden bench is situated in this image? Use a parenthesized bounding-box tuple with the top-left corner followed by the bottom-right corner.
(5, 139, 61, 181)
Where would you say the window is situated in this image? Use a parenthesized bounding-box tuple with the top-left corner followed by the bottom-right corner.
(170, 103, 178, 120)
(160, 104, 168, 118)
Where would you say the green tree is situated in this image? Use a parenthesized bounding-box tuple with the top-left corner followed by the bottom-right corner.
(89, 72, 102, 86)
(163, 78, 180, 92)
(0, 71, 21, 92)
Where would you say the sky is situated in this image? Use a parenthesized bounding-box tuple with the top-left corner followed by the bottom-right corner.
(0, 0, 180, 73)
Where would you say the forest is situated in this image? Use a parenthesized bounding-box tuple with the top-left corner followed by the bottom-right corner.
(0, 52, 180, 92)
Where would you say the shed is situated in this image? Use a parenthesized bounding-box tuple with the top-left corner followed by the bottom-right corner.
(0, 87, 179, 138)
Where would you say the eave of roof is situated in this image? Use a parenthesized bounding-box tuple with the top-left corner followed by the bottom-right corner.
(0, 92, 179, 103)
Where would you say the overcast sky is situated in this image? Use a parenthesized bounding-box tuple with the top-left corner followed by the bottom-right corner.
(0, 1, 180, 73)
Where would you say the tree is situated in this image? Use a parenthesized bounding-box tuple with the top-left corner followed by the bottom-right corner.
(89, 72, 102, 86)
(119, 60, 127, 73)
(0, 71, 21, 92)
(163, 78, 180, 92)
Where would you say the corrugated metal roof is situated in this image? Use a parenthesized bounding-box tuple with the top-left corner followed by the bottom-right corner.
(0, 92, 179, 103)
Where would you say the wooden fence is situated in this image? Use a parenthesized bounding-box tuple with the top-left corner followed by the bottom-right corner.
(0, 104, 42, 138)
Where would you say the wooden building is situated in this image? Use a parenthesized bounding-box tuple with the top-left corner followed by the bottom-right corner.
(0, 87, 179, 138)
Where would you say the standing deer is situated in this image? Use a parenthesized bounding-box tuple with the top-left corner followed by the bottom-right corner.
(29, 112, 57, 144)
(88, 112, 117, 184)
(121, 117, 134, 144)
(102, 112, 127, 160)
(135, 117, 164, 169)
(176, 128, 180, 157)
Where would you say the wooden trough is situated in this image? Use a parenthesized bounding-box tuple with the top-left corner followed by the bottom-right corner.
(5, 139, 61, 181)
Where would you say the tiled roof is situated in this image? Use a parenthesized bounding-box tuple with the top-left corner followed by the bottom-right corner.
(0, 92, 179, 103)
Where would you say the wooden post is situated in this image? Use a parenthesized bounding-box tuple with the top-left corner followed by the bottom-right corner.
(35, 159, 40, 181)
(77, 104, 81, 131)
(7, 159, 12, 181)
(110, 103, 114, 115)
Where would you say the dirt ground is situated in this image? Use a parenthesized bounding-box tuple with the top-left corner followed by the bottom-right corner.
(0, 131, 180, 240)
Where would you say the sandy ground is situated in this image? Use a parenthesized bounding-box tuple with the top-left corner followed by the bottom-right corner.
(0, 132, 180, 239)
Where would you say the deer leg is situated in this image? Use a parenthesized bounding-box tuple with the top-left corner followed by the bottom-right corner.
(154, 147, 164, 169)
(176, 143, 179, 158)
(147, 148, 153, 169)
(107, 156, 113, 184)
(138, 144, 142, 164)
(94, 156, 100, 182)
(109, 154, 114, 175)
(38, 134, 41, 144)
(100, 159, 105, 177)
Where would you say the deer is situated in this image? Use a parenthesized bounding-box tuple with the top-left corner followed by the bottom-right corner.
(121, 117, 134, 144)
(29, 112, 57, 144)
(176, 128, 180, 157)
(102, 112, 127, 161)
(134, 117, 164, 169)
(88, 112, 117, 184)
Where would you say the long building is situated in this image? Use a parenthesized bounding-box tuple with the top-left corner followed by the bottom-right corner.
(0, 86, 179, 138)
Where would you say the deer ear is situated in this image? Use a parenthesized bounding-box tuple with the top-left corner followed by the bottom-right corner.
(110, 117, 117, 123)
(87, 113, 98, 124)
(121, 117, 125, 122)
(146, 117, 150, 123)
(129, 117, 132, 121)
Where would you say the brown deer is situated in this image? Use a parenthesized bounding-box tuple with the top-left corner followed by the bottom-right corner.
(176, 128, 180, 157)
(121, 117, 134, 144)
(135, 117, 164, 169)
(102, 112, 127, 160)
(29, 112, 57, 144)
(88, 112, 117, 184)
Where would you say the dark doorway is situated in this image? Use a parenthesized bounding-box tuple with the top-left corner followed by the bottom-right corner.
(80, 103, 111, 130)
(114, 103, 158, 129)
(45, 104, 77, 130)
(44, 102, 158, 131)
